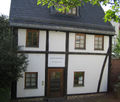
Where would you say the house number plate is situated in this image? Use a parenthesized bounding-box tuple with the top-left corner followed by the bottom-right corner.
(48, 54, 65, 67)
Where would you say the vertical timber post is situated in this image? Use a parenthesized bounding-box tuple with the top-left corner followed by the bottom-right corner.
(64, 32, 69, 98)
(108, 36, 112, 92)
(45, 30, 49, 97)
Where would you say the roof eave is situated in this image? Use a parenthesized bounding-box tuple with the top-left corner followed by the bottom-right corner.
(10, 22, 115, 36)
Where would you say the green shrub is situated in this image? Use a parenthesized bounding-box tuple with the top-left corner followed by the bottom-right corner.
(113, 76, 120, 98)
(0, 88, 10, 102)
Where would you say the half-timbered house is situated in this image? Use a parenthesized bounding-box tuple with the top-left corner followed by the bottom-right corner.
(9, 0, 115, 99)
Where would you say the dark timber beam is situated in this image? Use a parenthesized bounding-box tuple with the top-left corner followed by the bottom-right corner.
(107, 36, 112, 92)
(64, 32, 69, 97)
(97, 48, 110, 92)
(18, 51, 107, 56)
(45, 30, 49, 97)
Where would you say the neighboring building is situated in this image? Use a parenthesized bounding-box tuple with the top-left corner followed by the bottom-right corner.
(9, 0, 115, 99)
(111, 21, 120, 46)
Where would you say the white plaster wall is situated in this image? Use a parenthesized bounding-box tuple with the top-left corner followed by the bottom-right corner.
(67, 55, 108, 94)
(69, 33, 109, 53)
(49, 31, 66, 51)
(17, 54, 45, 98)
(18, 29, 46, 51)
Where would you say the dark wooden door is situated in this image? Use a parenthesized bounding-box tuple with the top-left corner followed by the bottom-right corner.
(47, 69, 64, 97)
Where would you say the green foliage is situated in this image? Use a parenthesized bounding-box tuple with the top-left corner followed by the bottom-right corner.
(0, 88, 10, 102)
(114, 76, 120, 98)
(37, 0, 120, 22)
(113, 32, 120, 59)
(0, 15, 28, 89)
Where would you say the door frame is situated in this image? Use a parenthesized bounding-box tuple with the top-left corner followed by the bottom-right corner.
(47, 68, 64, 98)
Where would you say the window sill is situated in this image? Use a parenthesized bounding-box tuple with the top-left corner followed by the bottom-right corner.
(75, 48, 86, 50)
(73, 85, 85, 88)
(26, 46, 39, 48)
(24, 88, 38, 89)
(94, 49, 104, 51)
(74, 85, 84, 87)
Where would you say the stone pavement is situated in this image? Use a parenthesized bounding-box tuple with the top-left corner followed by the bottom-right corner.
(11, 93, 107, 102)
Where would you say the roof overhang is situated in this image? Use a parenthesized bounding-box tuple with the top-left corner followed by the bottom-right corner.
(10, 22, 115, 36)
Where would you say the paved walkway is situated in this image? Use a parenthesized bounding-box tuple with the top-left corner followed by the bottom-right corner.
(11, 94, 120, 102)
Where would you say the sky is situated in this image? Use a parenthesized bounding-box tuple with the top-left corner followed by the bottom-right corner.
(0, 0, 11, 16)
(0, 0, 110, 16)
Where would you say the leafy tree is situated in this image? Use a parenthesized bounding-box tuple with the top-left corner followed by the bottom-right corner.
(0, 15, 28, 101)
(37, 0, 120, 22)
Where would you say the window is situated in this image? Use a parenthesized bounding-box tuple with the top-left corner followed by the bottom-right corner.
(26, 29, 39, 47)
(57, 7, 77, 16)
(74, 72, 84, 87)
(25, 72, 38, 88)
(75, 33, 86, 49)
(94, 35, 104, 50)
(68, 8, 77, 15)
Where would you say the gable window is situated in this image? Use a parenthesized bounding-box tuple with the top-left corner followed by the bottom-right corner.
(68, 8, 77, 15)
(94, 35, 104, 50)
(25, 72, 38, 88)
(74, 72, 84, 87)
(26, 29, 39, 47)
(75, 33, 86, 49)
(57, 7, 77, 16)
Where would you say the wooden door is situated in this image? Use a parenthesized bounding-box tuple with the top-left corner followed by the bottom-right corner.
(47, 69, 64, 97)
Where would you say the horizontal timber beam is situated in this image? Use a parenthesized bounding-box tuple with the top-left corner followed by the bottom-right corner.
(18, 51, 107, 55)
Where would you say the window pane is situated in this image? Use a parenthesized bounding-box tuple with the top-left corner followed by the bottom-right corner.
(74, 72, 84, 86)
(26, 73, 31, 77)
(76, 44, 80, 48)
(75, 34, 85, 49)
(26, 82, 30, 87)
(26, 78, 31, 82)
(78, 80, 83, 84)
(32, 73, 37, 77)
(99, 41, 102, 45)
(99, 45, 102, 49)
(95, 45, 98, 49)
(69, 9, 72, 14)
(32, 33, 38, 47)
(25, 72, 38, 88)
(95, 37, 99, 41)
(99, 37, 102, 41)
(27, 32, 32, 46)
(72, 8, 76, 15)
(31, 78, 36, 82)
(95, 36, 103, 50)
(26, 30, 39, 47)
(80, 40, 84, 44)
(31, 82, 36, 86)
(76, 36, 80, 40)
(80, 44, 84, 48)
(76, 40, 80, 44)
(80, 36, 84, 40)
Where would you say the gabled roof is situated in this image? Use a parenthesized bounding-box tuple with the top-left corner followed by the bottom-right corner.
(9, 0, 115, 35)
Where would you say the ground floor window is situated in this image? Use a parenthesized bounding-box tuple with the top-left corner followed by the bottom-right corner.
(74, 72, 84, 87)
(25, 72, 38, 88)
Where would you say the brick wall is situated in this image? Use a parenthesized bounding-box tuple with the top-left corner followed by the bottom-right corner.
(110, 59, 120, 90)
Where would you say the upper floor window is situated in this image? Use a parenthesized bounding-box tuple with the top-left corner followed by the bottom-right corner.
(25, 72, 38, 89)
(26, 29, 39, 47)
(57, 7, 77, 16)
(75, 33, 86, 49)
(68, 8, 77, 15)
(74, 72, 84, 87)
(94, 35, 104, 50)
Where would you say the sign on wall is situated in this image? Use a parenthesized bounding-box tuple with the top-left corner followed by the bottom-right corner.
(48, 54, 65, 67)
